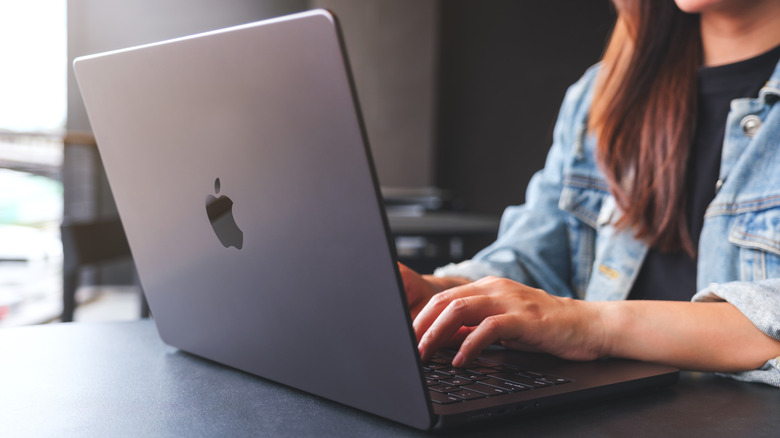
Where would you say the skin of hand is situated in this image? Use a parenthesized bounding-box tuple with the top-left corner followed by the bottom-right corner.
(412, 276, 606, 368)
(398, 263, 470, 320)
(406, 269, 780, 372)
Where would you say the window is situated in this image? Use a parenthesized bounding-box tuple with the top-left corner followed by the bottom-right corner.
(0, 1, 67, 326)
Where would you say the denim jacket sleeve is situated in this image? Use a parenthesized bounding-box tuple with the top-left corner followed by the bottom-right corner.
(434, 62, 780, 388)
(433, 65, 602, 298)
(691, 70, 780, 387)
(693, 280, 780, 388)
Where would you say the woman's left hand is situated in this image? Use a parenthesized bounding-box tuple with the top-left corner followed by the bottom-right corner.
(413, 276, 608, 367)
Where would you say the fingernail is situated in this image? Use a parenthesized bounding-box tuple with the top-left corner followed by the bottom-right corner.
(453, 351, 464, 367)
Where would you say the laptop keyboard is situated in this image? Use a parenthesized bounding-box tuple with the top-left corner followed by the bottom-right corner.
(424, 353, 572, 404)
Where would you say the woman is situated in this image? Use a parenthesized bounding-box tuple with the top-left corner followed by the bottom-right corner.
(403, 0, 780, 386)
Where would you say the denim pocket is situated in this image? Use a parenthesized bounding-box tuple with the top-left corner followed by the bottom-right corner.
(559, 182, 607, 228)
(729, 206, 780, 280)
(559, 183, 609, 296)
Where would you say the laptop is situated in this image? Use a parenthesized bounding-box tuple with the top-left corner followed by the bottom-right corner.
(73, 9, 678, 431)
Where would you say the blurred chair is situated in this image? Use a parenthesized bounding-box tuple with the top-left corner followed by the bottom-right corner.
(60, 218, 149, 322)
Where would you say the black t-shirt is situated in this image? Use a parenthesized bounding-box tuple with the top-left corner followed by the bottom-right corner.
(628, 44, 780, 301)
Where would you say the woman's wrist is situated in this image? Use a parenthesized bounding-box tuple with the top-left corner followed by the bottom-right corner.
(564, 298, 615, 361)
(590, 300, 627, 360)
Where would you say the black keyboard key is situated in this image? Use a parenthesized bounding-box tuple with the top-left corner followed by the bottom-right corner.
(465, 366, 500, 375)
(471, 358, 500, 367)
(454, 391, 487, 401)
(460, 383, 490, 395)
(463, 373, 490, 381)
(480, 377, 531, 392)
(428, 384, 461, 393)
(438, 369, 477, 380)
(439, 377, 472, 386)
(440, 367, 464, 376)
(493, 372, 552, 388)
(428, 391, 463, 404)
(464, 382, 510, 396)
(543, 375, 572, 384)
(425, 372, 448, 381)
(494, 365, 524, 374)
(425, 363, 448, 371)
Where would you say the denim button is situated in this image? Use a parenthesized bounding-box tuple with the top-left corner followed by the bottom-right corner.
(740, 115, 762, 138)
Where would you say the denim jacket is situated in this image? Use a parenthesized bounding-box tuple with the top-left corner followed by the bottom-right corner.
(435, 61, 780, 387)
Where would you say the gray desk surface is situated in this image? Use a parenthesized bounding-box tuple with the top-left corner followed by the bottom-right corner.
(2, 320, 779, 437)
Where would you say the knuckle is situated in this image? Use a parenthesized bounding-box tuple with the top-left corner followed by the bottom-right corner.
(424, 324, 440, 341)
(477, 275, 513, 290)
(448, 297, 471, 313)
(428, 292, 450, 308)
(480, 315, 503, 333)
(478, 275, 500, 285)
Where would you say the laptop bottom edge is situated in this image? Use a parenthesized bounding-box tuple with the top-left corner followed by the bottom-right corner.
(431, 370, 679, 430)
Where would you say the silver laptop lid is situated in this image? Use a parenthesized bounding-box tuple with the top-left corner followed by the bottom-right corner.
(74, 9, 433, 429)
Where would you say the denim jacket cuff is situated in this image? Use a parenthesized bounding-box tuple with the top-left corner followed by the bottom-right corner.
(715, 358, 780, 388)
(692, 279, 780, 388)
(432, 260, 505, 281)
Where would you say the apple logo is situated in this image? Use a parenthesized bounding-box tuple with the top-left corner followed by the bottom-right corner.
(205, 177, 243, 249)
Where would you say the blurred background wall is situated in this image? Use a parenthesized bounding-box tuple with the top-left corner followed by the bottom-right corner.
(67, 0, 613, 218)
(63, 0, 612, 282)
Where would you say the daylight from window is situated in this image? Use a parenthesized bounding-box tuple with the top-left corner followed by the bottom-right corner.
(0, 1, 67, 132)
(0, 1, 67, 326)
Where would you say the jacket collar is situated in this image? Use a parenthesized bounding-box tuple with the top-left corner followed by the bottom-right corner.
(759, 58, 780, 103)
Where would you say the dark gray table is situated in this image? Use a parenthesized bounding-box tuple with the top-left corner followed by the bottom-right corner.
(2, 320, 778, 437)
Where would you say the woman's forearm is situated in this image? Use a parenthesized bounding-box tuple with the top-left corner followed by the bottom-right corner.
(597, 300, 780, 372)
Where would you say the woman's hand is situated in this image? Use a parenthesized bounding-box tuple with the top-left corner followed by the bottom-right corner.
(398, 263, 471, 320)
(413, 276, 608, 367)
(413, 275, 780, 372)
(398, 263, 439, 320)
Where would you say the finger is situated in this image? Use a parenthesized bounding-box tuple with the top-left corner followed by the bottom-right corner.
(397, 262, 417, 299)
(452, 314, 519, 367)
(417, 295, 503, 362)
(444, 326, 475, 349)
(412, 279, 497, 341)
(397, 263, 429, 319)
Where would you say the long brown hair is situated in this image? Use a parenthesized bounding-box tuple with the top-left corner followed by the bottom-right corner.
(589, 1, 701, 256)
